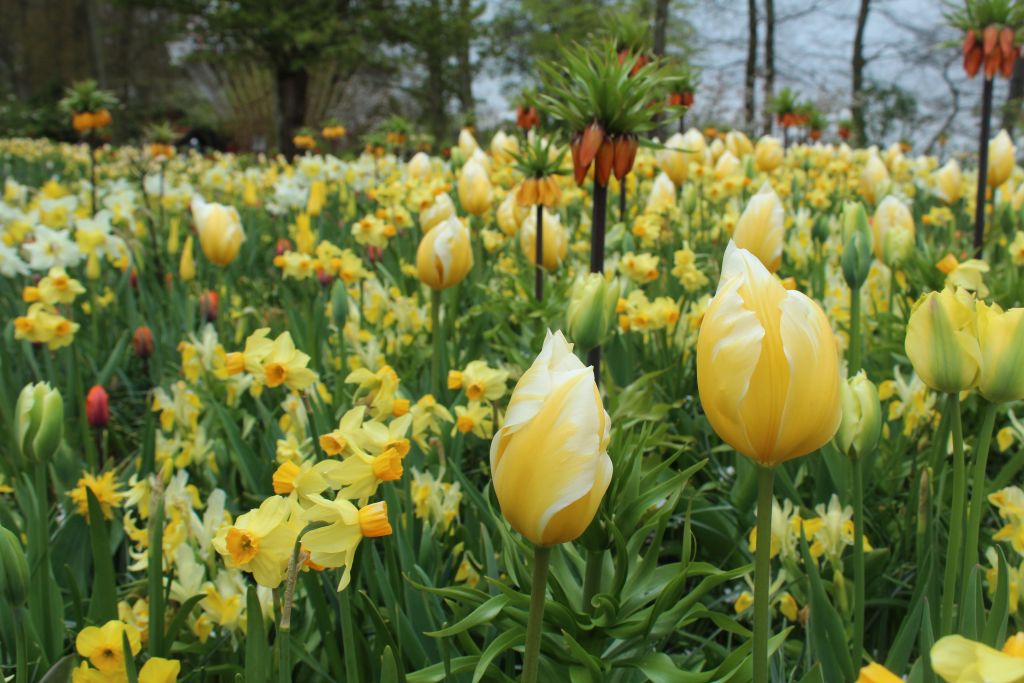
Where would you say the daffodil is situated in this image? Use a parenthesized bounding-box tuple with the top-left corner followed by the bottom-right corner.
(212, 495, 301, 588)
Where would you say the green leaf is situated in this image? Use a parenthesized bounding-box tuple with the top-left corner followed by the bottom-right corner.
(425, 594, 509, 637)
(245, 585, 269, 683)
(163, 594, 205, 650)
(799, 532, 854, 683)
(982, 547, 1009, 647)
(86, 488, 117, 623)
(147, 498, 165, 657)
(381, 645, 400, 683)
(472, 627, 523, 683)
(123, 630, 139, 683)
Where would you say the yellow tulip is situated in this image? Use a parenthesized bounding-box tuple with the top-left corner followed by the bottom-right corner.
(732, 182, 785, 272)
(905, 288, 980, 394)
(725, 130, 754, 158)
(497, 191, 529, 237)
(458, 127, 478, 157)
(179, 235, 196, 281)
(408, 151, 432, 179)
(934, 159, 963, 205)
(490, 330, 612, 546)
(657, 130, 703, 186)
(490, 130, 519, 163)
(976, 301, 1024, 403)
(457, 158, 492, 216)
(696, 243, 842, 466)
(860, 152, 890, 205)
(416, 215, 473, 290)
(931, 633, 1024, 683)
(835, 371, 882, 458)
(420, 193, 455, 233)
(754, 135, 783, 173)
(988, 129, 1016, 189)
(856, 663, 903, 683)
(190, 196, 244, 266)
(872, 195, 915, 265)
(520, 209, 568, 271)
(645, 172, 677, 213)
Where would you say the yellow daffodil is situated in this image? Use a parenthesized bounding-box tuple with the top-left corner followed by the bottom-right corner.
(75, 619, 141, 674)
(212, 495, 301, 588)
(300, 497, 392, 590)
(931, 633, 1024, 682)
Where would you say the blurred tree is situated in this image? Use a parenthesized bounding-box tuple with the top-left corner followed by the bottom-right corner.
(851, 0, 871, 147)
(1002, 60, 1024, 136)
(745, 0, 758, 129)
(761, 0, 774, 135)
(862, 79, 918, 145)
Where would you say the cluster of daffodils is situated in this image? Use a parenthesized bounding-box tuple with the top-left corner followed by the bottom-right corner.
(986, 486, 1024, 614)
(13, 265, 84, 349)
(447, 360, 510, 440)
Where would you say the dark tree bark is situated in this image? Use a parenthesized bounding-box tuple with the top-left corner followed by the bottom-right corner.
(745, 0, 758, 130)
(653, 0, 669, 57)
(761, 0, 774, 135)
(852, 0, 871, 147)
(455, 0, 475, 122)
(1002, 59, 1024, 136)
(276, 66, 309, 158)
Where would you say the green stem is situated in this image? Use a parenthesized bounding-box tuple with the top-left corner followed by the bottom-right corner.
(753, 465, 775, 683)
(431, 289, 442, 399)
(849, 285, 862, 373)
(278, 549, 307, 683)
(852, 455, 865, 667)
(522, 545, 552, 683)
(581, 549, 602, 615)
(940, 392, 966, 635)
(962, 402, 997, 597)
(15, 607, 27, 683)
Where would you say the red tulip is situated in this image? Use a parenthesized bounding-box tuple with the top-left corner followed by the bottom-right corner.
(132, 326, 154, 358)
(86, 385, 109, 429)
(200, 290, 219, 322)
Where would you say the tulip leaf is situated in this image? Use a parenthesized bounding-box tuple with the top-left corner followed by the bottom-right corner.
(959, 565, 981, 639)
(799, 532, 854, 683)
(885, 576, 927, 674)
(122, 631, 139, 683)
(425, 594, 509, 637)
(162, 594, 204, 652)
(95, 332, 128, 387)
(982, 546, 1009, 647)
(245, 585, 268, 683)
(86, 488, 118, 623)
(471, 627, 523, 683)
(381, 645, 399, 683)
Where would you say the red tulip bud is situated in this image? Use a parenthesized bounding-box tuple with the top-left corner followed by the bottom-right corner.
(275, 238, 293, 256)
(86, 385, 109, 429)
(130, 269, 138, 289)
(132, 326, 154, 358)
(200, 290, 219, 322)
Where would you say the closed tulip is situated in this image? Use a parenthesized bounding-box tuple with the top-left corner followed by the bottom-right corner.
(754, 136, 784, 173)
(567, 273, 620, 352)
(872, 195, 915, 265)
(905, 288, 980, 394)
(696, 243, 842, 466)
(520, 209, 568, 271)
(646, 172, 677, 213)
(657, 131, 696, 186)
(732, 182, 785, 272)
(416, 215, 473, 290)
(934, 159, 963, 204)
(490, 330, 612, 546)
(975, 301, 1024, 403)
(714, 150, 741, 180)
(420, 193, 455, 233)
(835, 371, 882, 459)
(860, 153, 890, 205)
(725, 130, 754, 158)
(408, 151, 432, 179)
(15, 382, 64, 463)
(457, 158, 493, 216)
(191, 196, 244, 266)
(988, 129, 1016, 188)
(497, 192, 528, 237)
(490, 131, 519, 163)
(458, 127, 478, 157)
(179, 235, 196, 281)
(86, 384, 110, 429)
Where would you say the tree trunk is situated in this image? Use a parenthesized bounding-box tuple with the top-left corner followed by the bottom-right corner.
(653, 0, 669, 57)
(83, 0, 107, 88)
(276, 66, 308, 158)
(745, 0, 758, 130)
(1002, 59, 1024, 136)
(852, 0, 871, 147)
(455, 0, 475, 122)
(761, 0, 774, 136)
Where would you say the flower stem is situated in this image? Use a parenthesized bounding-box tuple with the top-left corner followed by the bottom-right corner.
(753, 465, 775, 683)
(961, 401, 997, 598)
(849, 284, 862, 373)
(973, 76, 994, 255)
(852, 454, 865, 667)
(940, 392, 966, 635)
(534, 203, 543, 301)
(278, 549, 308, 683)
(581, 549, 602, 614)
(15, 607, 27, 683)
(430, 289, 442, 399)
(522, 545, 552, 683)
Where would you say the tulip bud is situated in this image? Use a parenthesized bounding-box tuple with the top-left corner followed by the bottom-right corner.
(860, 153, 890, 205)
(905, 288, 981, 394)
(15, 382, 64, 463)
(988, 129, 1016, 189)
(416, 215, 473, 290)
(725, 130, 754, 158)
(179, 236, 196, 282)
(0, 527, 29, 607)
(408, 151, 432, 179)
(841, 202, 874, 289)
(566, 274, 621, 352)
(697, 242, 842, 466)
(132, 326, 154, 358)
(490, 330, 612, 546)
(657, 132, 690, 185)
(754, 136, 784, 173)
(811, 215, 830, 244)
(86, 384, 110, 429)
(872, 196, 915, 266)
(200, 290, 219, 322)
(732, 182, 785, 272)
(519, 209, 568, 271)
(330, 279, 348, 329)
(975, 301, 1024, 403)
(835, 371, 882, 459)
(458, 127, 478, 158)
(457, 159, 493, 216)
(420, 193, 456, 233)
(191, 196, 245, 266)
(682, 184, 698, 214)
(934, 159, 963, 205)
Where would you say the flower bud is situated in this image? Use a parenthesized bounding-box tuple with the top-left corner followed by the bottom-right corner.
(132, 326, 154, 358)
(86, 384, 110, 429)
(191, 196, 245, 266)
(457, 159, 493, 216)
(0, 527, 29, 607)
(682, 184, 698, 214)
(988, 129, 1016, 189)
(835, 371, 882, 459)
(15, 382, 64, 463)
(841, 202, 873, 289)
(200, 290, 219, 322)
(416, 215, 473, 290)
(330, 279, 348, 329)
(905, 288, 981, 394)
(975, 301, 1024, 403)
(566, 274, 621, 352)
(872, 196, 915, 266)
(490, 330, 612, 546)
(732, 182, 784, 272)
(754, 135, 784, 173)
(519, 209, 568, 271)
(860, 152, 889, 205)
(934, 159, 963, 205)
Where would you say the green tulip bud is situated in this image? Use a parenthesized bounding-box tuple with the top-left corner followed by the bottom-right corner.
(0, 526, 29, 607)
(682, 184, 698, 214)
(330, 279, 348, 329)
(841, 202, 873, 289)
(811, 214, 830, 244)
(14, 382, 64, 464)
(834, 371, 882, 459)
(567, 273, 620, 353)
